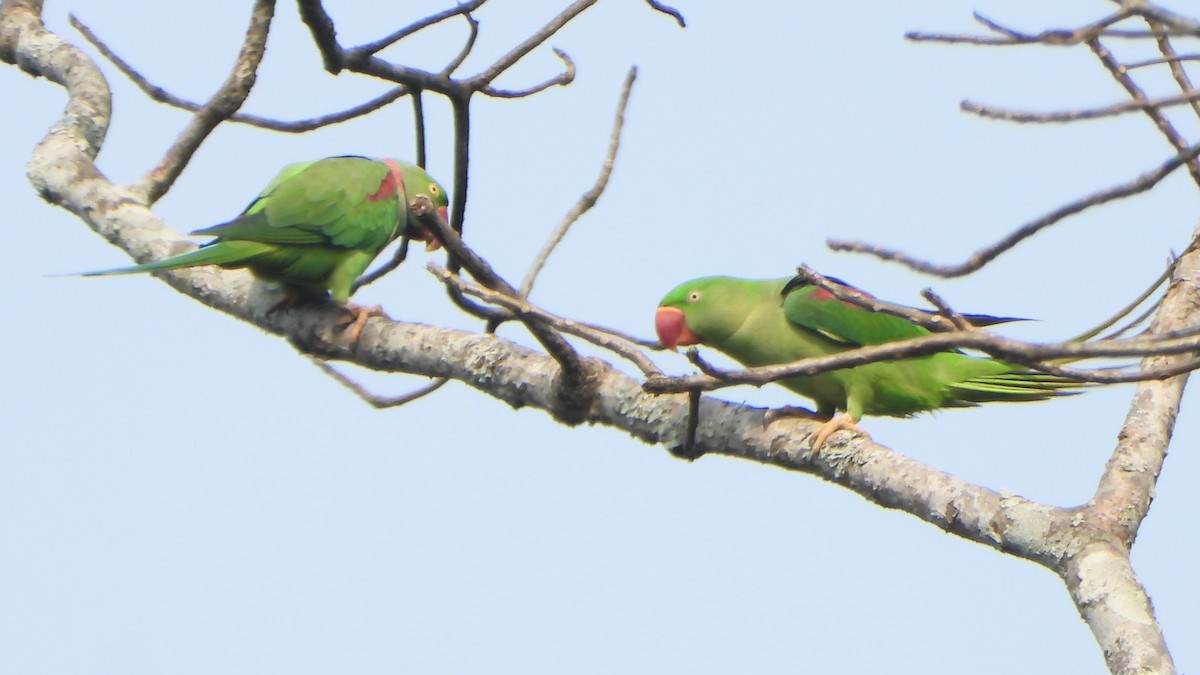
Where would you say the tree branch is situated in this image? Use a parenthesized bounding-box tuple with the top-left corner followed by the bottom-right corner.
(520, 66, 635, 296)
(129, 0, 275, 203)
(310, 357, 450, 409)
(430, 263, 662, 377)
(1087, 37, 1200, 189)
(70, 16, 411, 134)
(828, 143, 1200, 277)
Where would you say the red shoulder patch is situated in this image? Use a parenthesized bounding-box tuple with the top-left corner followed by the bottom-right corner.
(366, 159, 407, 202)
(811, 281, 875, 306)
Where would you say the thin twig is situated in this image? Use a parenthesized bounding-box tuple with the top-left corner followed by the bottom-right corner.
(790, 265, 994, 333)
(412, 196, 593, 404)
(481, 48, 575, 98)
(466, 0, 599, 87)
(1088, 37, 1200, 189)
(644, 327, 1200, 396)
(520, 66, 636, 297)
(1069, 257, 1175, 342)
(960, 90, 1200, 124)
(907, 9, 1138, 45)
(1124, 53, 1200, 70)
(828, 143, 1200, 276)
(1147, 22, 1200, 120)
(430, 263, 662, 376)
(920, 288, 973, 330)
(1135, 4, 1200, 37)
(351, 0, 487, 56)
(352, 238, 410, 293)
(644, 0, 686, 28)
(296, 0, 342, 72)
(74, 14, 414, 131)
(441, 12, 480, 77)
(351, 87, 431, 292)
(123, 0, 275, 203)
(311, 357, 449, 408)
(685, 348, 731, 379)
(573, 319, 660, 350)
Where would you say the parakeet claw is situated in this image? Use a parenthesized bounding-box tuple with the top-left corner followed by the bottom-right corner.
(341, 303, 387, 343)
(809, 414, 869, 455)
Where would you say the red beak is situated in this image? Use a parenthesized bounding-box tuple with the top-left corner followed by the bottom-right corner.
(655, 306, 701, 350)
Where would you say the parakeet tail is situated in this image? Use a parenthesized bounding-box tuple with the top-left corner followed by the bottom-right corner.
(950, 371, 1086, 404)
(78, 240, 276, 276)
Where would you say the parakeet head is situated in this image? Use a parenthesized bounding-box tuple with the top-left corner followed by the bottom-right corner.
(389, 160, 450, 251)
(655, 276, 757, 350)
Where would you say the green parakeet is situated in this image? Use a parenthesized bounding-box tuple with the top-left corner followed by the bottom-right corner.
(82, 156, 449, 339)
(655, 274, 1082, 450)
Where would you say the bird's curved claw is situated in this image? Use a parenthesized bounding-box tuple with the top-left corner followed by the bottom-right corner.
(808, 413, 869, 456)
(341, 303, 388, 343)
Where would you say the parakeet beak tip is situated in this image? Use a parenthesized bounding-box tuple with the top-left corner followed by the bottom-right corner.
(655, 305, 692, 351)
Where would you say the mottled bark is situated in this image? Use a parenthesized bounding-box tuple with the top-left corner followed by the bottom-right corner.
(1, 2, 1190, 672)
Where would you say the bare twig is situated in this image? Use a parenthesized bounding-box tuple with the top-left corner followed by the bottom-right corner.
(466, 0, 598, 88)
(790, 264, 991, 333)
(1147, 21, 1200, 120)
(920, 288, 974, 330)
(1134, 4, 1200, 37)
(961, 90, 1200, 124)
(430, 263, 662, 376)
(572, 319, 660, 350)
(828, 143, 1200, 276)
(74, 14, 415, 132)
(1088, 37, 1200, 189)
(350, 88, 431, 292)
(907, 9, 1138, 45)
(440, 12, 480, 77)
(351, 0, 487, 56)
(311, 357, 449, 408)
(411, 90, 427, 168)
(644, 326, 1200, 396)
(482, 48, 575, 98)
(1123, 53, 1200, 70)
(296, 0, 342, 72)
(685, 348, 731, 379)
(644, 0, 686, 28)
(520, 66, 636, 296)
(1069, 257, 1175, 342)
(413, 197, 596, 420)
(124, 0, 275, 203)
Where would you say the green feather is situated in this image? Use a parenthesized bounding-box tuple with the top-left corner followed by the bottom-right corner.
(657, 275, 1083, 423)
(79, 156, 450, 304)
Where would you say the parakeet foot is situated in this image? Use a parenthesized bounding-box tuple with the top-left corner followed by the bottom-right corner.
(341, 303, 387, 343)
(267, 292, 309, 315)
(762, 405, 831, 427)
(809, 414, 869, 455)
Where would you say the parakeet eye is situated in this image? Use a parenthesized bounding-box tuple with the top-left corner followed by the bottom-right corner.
(429, 183, 441, 195)
(688, 290, 703, 302)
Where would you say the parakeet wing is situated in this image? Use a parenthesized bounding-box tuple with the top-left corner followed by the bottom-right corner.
(192, 157, 401, 251)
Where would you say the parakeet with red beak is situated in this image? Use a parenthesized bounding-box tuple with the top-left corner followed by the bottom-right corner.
(655, 274, 1082, 450)
(81, 156, 449, 339)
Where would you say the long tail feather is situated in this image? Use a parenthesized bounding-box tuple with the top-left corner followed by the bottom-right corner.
(950, 371, 1086, 403)
(79, 241, 276, 276)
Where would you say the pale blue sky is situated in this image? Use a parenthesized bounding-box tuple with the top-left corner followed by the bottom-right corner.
(3, 1, 1198, 672)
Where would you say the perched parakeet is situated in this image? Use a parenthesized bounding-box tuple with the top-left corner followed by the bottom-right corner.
(82, 156, 449, 339)
(655, 275, 1082, 450)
